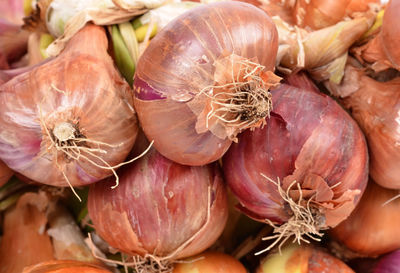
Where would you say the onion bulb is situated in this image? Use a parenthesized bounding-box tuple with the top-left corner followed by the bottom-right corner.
(88, 148, 228, 265)
(379, 0, 400, 70)
(293, 0, 352, 29)
(326, 63, 400, 189)
(353, 0, 399, 72)
(0, 159, 13, 187)
(330, 181, 400, 257)
(223, 81, 368, 251)
(23, 260, 111, 273)
(0, 24, 138, 187)
(172, 251, 246, 273)
(257, 243, 355, 273)
(133, 1, 279, 166)
(372, 249, 400, 273)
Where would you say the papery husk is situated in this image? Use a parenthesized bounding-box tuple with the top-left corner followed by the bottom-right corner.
(44, 0, 170, 57)
(353, 0, 400, 72)
(325, 62, 400, 189)
(0, 192, 54, 273)
(0, 22, 30, 69)
(255, 0, 295, 25)
(0, 24, 138, 187)
(22, 260, 111, 273)
(0, 159, 13, 187)
(47, 203, 99, 263)
(277, 16, 371, 74)
(293, 0, 352, 30)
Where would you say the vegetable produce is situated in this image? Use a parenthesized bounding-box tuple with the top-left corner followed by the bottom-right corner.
(223, 80, 368, 252)
(133, 1, 280, 166)
(330, 181, 400, 257)
(0, 192, 54, 273)
(354, 0, 400, 71)
(372, 249, 400, 273)
(23, 260, 111, 273)
(88, 148, 228, 269)
(172, 251, 246, 273)
(326, 62, 400, 189)
(0, 24, 138, 188)
(257, 243, 355, 273)
(0, 160, 13, 187)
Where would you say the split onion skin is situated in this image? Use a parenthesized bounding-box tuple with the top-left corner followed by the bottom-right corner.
(0, 24, 138, 187)
(330, 181, 400, 257)
(223, 83, 368, 227)
(257, 243, 355, 273)
(0, 192, 54, 273)
(335, 64, 400, 189)
(88, 148, 228, 259)
(172, 251, 246, 273)
(133, 1, 278, 166)
(22, 260, 111, 273)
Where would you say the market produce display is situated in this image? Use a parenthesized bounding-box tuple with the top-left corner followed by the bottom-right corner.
(0, 0, 398, 272)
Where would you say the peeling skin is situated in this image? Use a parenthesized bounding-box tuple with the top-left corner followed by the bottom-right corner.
(88, 148, 228, 260)
(223, 82, 368, 231)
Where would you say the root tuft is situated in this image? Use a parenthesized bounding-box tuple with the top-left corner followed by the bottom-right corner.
(255, 174, 325, 256)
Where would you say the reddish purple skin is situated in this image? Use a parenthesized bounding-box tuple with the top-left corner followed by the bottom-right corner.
(223, 84, 368, 223)
(374, 250, 400, 273)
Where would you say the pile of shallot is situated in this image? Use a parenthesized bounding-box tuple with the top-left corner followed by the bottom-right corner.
(0, 0, 399, 272)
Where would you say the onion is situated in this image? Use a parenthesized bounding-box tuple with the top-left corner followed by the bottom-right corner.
(23, 260, 111, 273)
(379, 0, 400, 70)
(372, 249, 400, 273)
(353, 0, 399, 72)
(133, 1, 280, 166)
(257, 243, 355, 273)
(0, 192, 54, 273)
(0, 159, 13, 187)
(326, 63, 400, 189)
(88, 148, 228, 267)
(172, 251, 246, 273)
(0, 24, 138, 188)
(293, 0, 352, 29)
(330, 181, 400, 257)
(223, 81, 368, 251)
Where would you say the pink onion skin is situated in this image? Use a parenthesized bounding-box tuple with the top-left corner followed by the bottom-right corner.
(0, 25, 138, 187)
(223, 83, 368, 227)
(373, 250, 400, 273)
(88, 148, 228, 259)
(133, 1, 278, 166)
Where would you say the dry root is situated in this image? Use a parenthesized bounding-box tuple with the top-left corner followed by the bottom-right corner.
(198, 57, 281, 140)
(38, 85, 152, 201)
(255, 174, 325, 256)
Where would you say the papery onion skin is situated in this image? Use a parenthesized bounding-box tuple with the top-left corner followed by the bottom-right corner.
(0, 192, 54, 273)
(0, 24, 138, 187)
(0, 159, 13, 187)
(293, 0, 351, 29)
(172, 251, 246, 273)
(22, 260, 111, 273)
(133, 1, 278, 166)
(373, 250, 400, 273)
(88, 148, 228, 259)
(257, 243, 355, 273)
(330, 181, 400, 257)
(223, 83, 368, 227)
(380, 0, 400, 70)
(334, 64, 400, 189)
